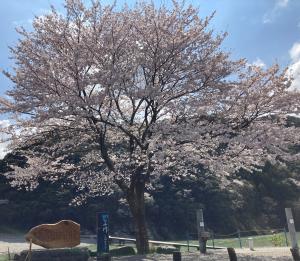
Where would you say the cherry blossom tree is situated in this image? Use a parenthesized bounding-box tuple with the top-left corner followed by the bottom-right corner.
(1, 0, 300, 253)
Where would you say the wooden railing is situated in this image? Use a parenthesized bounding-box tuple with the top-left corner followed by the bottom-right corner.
(80, 235, 225, 249)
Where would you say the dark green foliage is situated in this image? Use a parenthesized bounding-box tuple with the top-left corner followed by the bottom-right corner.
(0, 154, 299, 238)
(109, 246, 136, 256)
(89, 250, 97, 257)
(0, 151, 299, 238)
(147, 175, 238, 239)
(155, 246, 177, 254)
(0, 152, 131, 233)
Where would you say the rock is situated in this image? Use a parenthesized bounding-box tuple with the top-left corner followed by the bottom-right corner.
(13, 247, 90, 261)
(25, 220, 80, 249)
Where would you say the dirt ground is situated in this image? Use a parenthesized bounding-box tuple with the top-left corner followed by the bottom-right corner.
(111, 248, 293, 261)
(0, 234, 294, 260)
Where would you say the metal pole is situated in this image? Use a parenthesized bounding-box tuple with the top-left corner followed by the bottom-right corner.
(285, 208, 299, 249)
(284, 227, 289, 247)
(186, 233, 190, 252)
(212, 231, 215, 249)
(196, 209, 206, 254)
(237, 229, 242, 249)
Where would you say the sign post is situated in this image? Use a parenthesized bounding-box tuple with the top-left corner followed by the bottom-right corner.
(285, 208, 300, 260)
(285, 208, 298, 249)
(196, 209, 210, 254)
(97, 212, 109, 256)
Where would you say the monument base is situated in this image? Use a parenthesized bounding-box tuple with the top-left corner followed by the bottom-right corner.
(14, 247, 90, 261)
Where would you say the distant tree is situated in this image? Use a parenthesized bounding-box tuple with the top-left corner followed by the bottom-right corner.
(1, 0, 299, 253)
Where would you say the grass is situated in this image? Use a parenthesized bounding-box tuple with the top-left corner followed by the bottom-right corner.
(180, 231, 300, 250)
(210, 231, 300, 248)
(0, 254, 14, 261)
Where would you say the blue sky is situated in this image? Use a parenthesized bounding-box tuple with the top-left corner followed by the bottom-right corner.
(1, 0, 300, 96)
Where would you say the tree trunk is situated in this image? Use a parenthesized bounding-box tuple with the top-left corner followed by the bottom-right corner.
(127, 181, 149, 254)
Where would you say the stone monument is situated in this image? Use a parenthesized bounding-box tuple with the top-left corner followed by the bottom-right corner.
(25, 220, 80, 249)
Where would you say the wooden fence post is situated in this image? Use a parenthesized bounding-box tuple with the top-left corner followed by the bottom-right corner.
(237, 230, 242, 249)
(173, 251, 181, 261)
(290, 248, 300, 261)
(227, 247, 238, 261)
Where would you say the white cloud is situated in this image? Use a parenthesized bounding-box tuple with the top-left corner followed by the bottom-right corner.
(252, 58, 266, 68)
(263, 0, 289, 24)
(289, 42, 300, 62)
(12, 19, 33, 27)
(0, 120, 11, 159)
(12, 8, 52, 28)
(288, 42, 300, 91)
(262, 16, 272, 24)
(0, 120, 10, 128)
(0, 143, 10, 159)
(277, 0, 289, 7)
(288, 61, 300, 91)
(247, 58, 266, 69)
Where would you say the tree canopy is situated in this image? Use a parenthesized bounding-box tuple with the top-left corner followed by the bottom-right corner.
(1, 0, 300, 253)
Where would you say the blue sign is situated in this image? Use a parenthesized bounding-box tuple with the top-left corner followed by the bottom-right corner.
(97, 212, 109, 254)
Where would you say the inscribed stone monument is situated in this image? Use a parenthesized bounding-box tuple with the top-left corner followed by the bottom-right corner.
(25, 220, 80, 248)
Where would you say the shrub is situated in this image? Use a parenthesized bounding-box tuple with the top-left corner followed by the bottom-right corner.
(109, 246, 136, 256)
(270, 234, 285, 247)
(155, 246, 177, 254)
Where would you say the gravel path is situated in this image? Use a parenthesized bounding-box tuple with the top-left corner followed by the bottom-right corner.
(112, 249, 293, 261)
(0, 234, 294, 260)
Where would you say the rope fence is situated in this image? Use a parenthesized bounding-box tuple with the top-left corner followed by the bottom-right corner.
(185, 227, 293, 250)
(81, 227, 296, 251)
(0, 247, 14, 260)
(79, 227, 297, 254)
